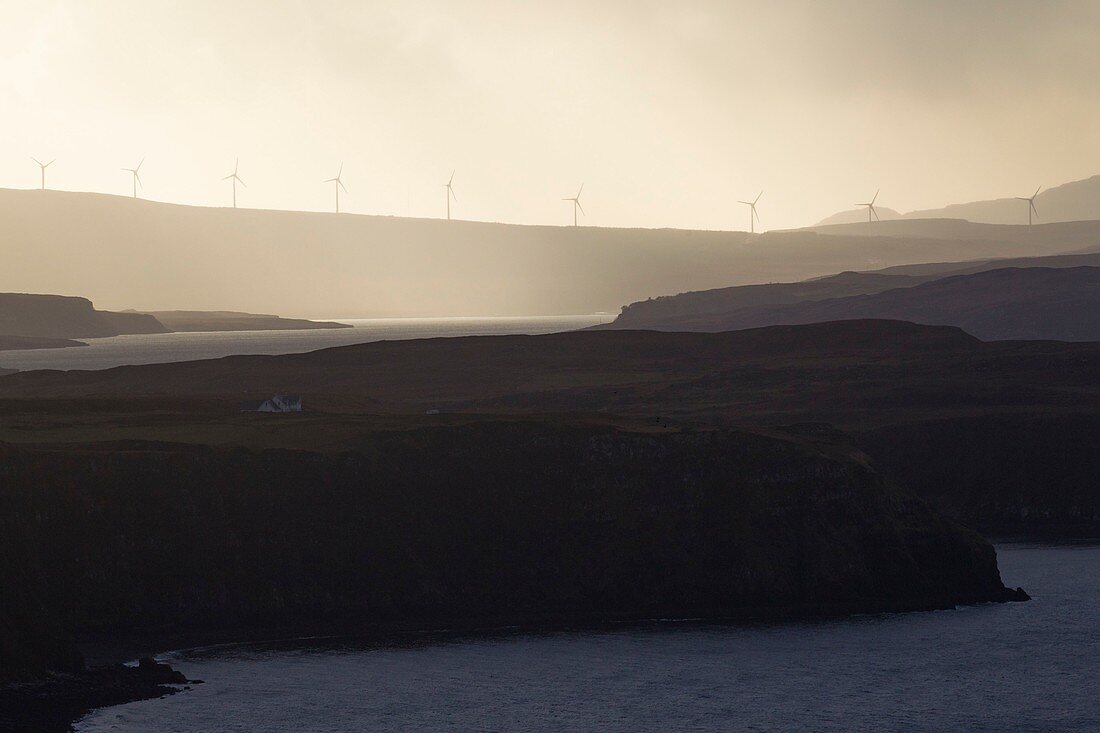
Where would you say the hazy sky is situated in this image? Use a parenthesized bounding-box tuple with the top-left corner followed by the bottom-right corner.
(2, 0, 1098, 231)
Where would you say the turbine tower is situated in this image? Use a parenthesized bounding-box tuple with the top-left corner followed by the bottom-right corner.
(325, 164, 347, 213)
(222, 158, 246, 208)
(738, 190, 763, 234)
(562, 184, 585, 227)
(858, 189, 880, 223)
(1016, 186, 1041, 228)
(443, 170, 457, 220)
(32, 158, 54, 190)
(122, 158, 144, 199)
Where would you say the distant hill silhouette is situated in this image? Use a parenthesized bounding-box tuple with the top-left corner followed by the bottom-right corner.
(0, 293, 167, 339)
(1, 188, 1092, 318)
(815, 174, 1100, 227)
(144, 311, 350, 332)
(601, 251, 1100, 337)
(806, 218, 1100, 248)
(0, 292, 353, 342)
(815, 206, 903, 226)
(605, 267, 1100, 341)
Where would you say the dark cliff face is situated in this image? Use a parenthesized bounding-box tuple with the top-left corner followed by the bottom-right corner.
(0, 424, 1013, 678)
(857, 415, 1100, 535)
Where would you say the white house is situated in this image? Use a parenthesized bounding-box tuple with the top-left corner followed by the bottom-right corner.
(240, 394, 302, 413)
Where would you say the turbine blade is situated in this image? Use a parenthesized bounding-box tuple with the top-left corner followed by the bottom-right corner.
(450, 188, 457, 202)
(576, 200, 585, 215)
(137, 158, 144, 172)
(449, 170, 455, 186)
(32, 157, 42, 166)
(871, 189, 879, 205)
(872, 206, 880, 221)
(339, 180, 348, 193)
(1033, 185, 1042, 198)
(577, 183, 584, 198)
(754, 190, 763, 205)
(238, 177, 247, 188)
(223, 174, 235, 180)
(46, 160, 55, 168)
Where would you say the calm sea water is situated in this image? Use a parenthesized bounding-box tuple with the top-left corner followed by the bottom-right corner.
(0, 316, 612, 372)
(76, 543, 1100, 732)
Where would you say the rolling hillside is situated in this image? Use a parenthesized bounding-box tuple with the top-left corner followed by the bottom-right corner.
(1, 189, 1090, 318)
(600, 251, 1100, 336)
(598, 267, 1100, 341)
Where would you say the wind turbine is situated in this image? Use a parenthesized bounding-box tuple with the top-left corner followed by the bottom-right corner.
(325, 163, 348, 213)
(32, 157, 54, 190)
(562, 184, 585, 227)
(738, 190, 763, 234)
(122, 158, 144, 198)
(857, 189, 880, 223)
(1016, 186, 1041, 228)
(222, 158, 246, 208)
(442, 170, 457, 220)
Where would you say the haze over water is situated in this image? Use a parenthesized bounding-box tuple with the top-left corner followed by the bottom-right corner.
(0, 315, 612, 372)
(76, 543, 1100, 732)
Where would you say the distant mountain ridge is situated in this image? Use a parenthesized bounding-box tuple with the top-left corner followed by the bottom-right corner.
(816, 174, 1100, 227)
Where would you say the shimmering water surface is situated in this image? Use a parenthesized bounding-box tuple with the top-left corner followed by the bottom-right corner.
(0, 315, 612, 372)
(77, 543, 1100, 732)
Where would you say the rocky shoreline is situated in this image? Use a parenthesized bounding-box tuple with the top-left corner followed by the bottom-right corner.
(8, 585, 1031, 732)
(0, 657, 194, 733)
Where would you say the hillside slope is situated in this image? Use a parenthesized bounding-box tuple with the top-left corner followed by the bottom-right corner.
(1, 189, 1090, 318)
(603, 266, 1100, 341)
(601, 251, 1100, 333)
(0, 320, 1097, 534)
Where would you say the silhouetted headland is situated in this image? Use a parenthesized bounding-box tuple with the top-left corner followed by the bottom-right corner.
(0, 293, 349, 352)
(2, 319, 1060, 727)
(143, 310, 350, 332)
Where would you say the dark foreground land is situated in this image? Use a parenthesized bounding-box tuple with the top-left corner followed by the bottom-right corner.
(2, 319, 1096, 536)
(6, 319, 1093, 727)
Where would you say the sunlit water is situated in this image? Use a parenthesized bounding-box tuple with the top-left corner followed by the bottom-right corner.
(76, 543, 1100, 732)
(0, 315, 612, 372)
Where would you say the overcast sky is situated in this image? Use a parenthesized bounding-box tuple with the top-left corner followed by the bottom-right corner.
(2, 0, 1098, 230)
